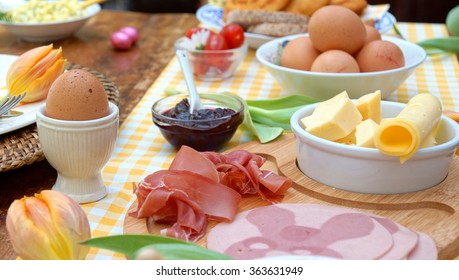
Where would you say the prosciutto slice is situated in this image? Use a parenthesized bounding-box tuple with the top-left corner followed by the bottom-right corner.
(130, 145, 292, 241)
(202, 150, 292, 203)
(169, 145, 220, 183)
(139, 185, 208, 241)
(130, 169, 241, 241)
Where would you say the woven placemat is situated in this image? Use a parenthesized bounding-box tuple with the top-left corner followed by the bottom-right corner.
(0, 64, 120, 172)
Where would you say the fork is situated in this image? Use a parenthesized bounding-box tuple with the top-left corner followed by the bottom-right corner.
(0, 93, 26, 116)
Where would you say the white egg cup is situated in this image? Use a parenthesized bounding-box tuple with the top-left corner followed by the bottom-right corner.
(36, 102, 119, 204)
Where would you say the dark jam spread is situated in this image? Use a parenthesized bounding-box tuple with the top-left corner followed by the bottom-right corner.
(154, 98, 243, 152)
(163, 98, 237, 125)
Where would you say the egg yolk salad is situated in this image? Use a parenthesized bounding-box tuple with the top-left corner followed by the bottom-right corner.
(2, 0, 85, 23)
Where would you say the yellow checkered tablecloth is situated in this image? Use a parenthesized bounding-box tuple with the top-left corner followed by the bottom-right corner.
(82, 22, 459, 259)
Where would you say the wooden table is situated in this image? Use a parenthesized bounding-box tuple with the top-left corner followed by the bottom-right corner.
(0, 10, 199, 260)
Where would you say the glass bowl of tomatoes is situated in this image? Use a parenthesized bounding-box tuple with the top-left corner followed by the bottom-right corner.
(175, 24, 248, 81)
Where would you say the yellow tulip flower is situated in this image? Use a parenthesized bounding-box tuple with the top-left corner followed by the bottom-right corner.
(6, 44, 66, 103)
(6, 190, 91, 260)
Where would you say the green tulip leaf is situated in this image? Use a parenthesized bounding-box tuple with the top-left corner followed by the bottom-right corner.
(248, 106, 306, 130)
(251, 121, 284, 143)
(417, 37, 459, 54)
(246, 94, 319, 109)
(82, 234, 231, 260)
(217, 91, 284, 143)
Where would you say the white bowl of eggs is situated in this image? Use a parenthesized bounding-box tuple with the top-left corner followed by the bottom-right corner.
(255, 5, 427, 100)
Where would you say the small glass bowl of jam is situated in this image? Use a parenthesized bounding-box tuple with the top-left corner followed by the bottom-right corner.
(152, 93, 245, 151)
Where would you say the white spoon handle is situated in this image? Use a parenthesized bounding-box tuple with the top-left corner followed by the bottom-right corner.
(176, 50, 203, 113)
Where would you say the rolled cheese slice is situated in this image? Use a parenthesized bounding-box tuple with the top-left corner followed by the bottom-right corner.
(374, 94, 442, 163)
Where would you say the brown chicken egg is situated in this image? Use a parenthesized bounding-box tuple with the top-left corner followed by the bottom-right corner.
(308, 5, 367, 54)
(364, 24, 382, 44)
(45, 69, 110, 121)
(311, 50, 360, 73)
(281, 36, 320, 71)
(356, 40, 405, 72)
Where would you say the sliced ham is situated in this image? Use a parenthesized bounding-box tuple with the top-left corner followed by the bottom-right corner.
(130, 169, 241, 241)
(207, 203, 438, 260)
(132, 170, 241, 221)
(207, 204, 394, 260)
(406, 231, 438, 260)
(142, 186, 208, 241)
(169, 145, 219, 183)
(202, 150, 293, 203)
(371, 216, 419, 260)
(130, 145, 293, 241)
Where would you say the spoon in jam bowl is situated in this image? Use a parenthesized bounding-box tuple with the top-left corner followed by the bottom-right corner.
(176, 50, 204, 113)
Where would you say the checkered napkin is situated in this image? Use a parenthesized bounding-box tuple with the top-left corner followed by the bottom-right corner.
(83, 22, 459, 259)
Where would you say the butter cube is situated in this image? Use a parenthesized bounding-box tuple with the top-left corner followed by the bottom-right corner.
(356, 119, 379, 148)
(356, 90, 381, 123)
(301, 91, 362, 141)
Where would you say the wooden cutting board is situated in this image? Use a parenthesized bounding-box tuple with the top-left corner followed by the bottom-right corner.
(124, 133, 459, 260)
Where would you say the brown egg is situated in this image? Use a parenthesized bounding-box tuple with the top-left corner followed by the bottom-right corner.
(45, 69, 110, 121)
(356, 40, 405, 72)
(364, 24, 382, 44)
(311, 50, 360, 73)
(281, 36, 320, 71)
(308, 5, 367, 54)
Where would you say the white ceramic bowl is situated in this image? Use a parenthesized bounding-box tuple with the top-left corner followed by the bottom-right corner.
(36, 102, 119, 203)
(256, 35, 426, 100)
(290, 101, 459, 194)
(0, 3, 100, 42)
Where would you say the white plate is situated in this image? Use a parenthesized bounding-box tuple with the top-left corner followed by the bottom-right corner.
(0, 2, 100, 42)
(0, 54, 46, 135)
(196, 4, 397, 49)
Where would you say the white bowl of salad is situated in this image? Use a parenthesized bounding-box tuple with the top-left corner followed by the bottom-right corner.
(0, 0, 101, 42)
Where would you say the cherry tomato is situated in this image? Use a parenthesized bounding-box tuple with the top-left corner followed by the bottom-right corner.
(220, 23, 245, 49)
(204, 33, 230, 69)
(191, 54, 210, 76)
(205, 33, 228, 51)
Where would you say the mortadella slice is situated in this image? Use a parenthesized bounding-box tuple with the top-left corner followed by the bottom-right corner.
(371, 216, 419, 260)
(207, 204, 394, 260)
(406, 231, 438, 260)
(374, 94, 442, 163)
